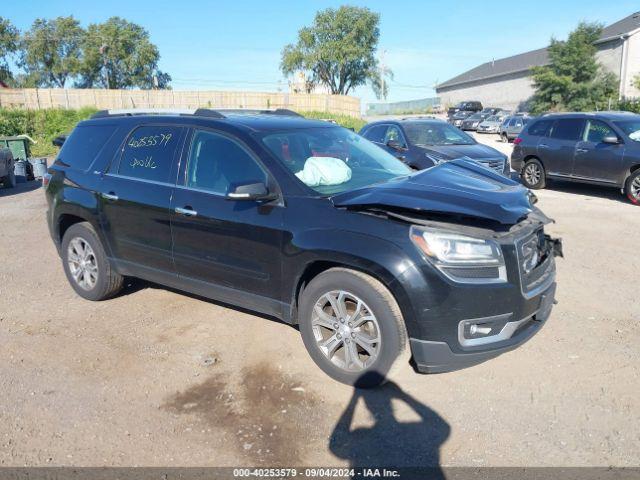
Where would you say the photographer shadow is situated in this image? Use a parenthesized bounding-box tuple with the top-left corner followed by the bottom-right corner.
(329, 373, 450, 479)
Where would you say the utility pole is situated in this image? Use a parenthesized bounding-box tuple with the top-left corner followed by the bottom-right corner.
(99, 44, 109, 89)
(380, 49, 387, 101)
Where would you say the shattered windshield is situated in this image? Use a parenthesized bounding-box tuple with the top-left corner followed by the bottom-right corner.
(403, 122, 476, 146)
(260, 127, 411, 196)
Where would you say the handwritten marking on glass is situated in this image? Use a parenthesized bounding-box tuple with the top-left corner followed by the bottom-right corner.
(130, 156, 157, 169)
(128, 133, 172, 149)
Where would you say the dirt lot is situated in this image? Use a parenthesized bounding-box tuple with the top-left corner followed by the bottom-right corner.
(1, 137, 639, 468)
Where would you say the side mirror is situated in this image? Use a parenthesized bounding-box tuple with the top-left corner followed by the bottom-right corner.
(386, 139, 403, 151)
(602, 135, 620, 145)
(227, 182, 276, 202)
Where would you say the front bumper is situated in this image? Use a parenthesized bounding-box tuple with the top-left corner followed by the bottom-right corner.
(410, 281, 556, 373)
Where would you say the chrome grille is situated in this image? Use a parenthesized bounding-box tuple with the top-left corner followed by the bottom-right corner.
(476, 158, 505, 174)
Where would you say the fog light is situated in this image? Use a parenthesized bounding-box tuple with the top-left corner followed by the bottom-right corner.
(470, 324, 492, 335)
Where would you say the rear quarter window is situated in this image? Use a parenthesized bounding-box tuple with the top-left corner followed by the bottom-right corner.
(527, 119, 553, 137)
(56, 124, 118, 171)
(550, 119, 585, 141)
(117, 125, 183, 183)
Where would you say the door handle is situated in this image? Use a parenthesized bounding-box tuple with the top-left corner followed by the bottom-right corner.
(539, 144, 549, 149)
(101, 192, 118, 201)
(175, 206, 198, 217)
(576, 148, 589, 153)
(397, 155, 406, 160)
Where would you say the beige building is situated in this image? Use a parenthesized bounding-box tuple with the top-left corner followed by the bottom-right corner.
(436, 12, 640, 111)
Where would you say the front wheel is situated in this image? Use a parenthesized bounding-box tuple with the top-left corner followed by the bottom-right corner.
(298, 268, 407, 388)
(625, 170, 640, 205)
(501, 132, 509, 143)
(521, 158, 546, 189)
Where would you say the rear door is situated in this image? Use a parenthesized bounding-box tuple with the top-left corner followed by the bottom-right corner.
(573, 119, 624, 183)
(170, 128, 285, 313)
(540, 118, 585, 177)
(100, 124, 185, 274)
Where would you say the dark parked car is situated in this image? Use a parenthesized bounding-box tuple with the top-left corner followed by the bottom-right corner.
(360, 118, 510, 176)
(449, 110, 474, 128)
(447, 101, 483, 119)
(45, 108, 561, 388)
(512, 112, 640, 204)
(461, 112, 491, 131)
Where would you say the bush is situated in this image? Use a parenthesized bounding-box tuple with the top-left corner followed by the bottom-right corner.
(614, 98, 640, 114)
(302, 111, 366, 132)
(0, 107, 97, 157)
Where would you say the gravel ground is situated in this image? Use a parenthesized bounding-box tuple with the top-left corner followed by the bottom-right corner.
(0, 138, 638, 468)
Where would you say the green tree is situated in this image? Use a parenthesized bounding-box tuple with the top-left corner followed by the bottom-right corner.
(280, 6, 390, 97)
(633, 74, 640, 91)
(20, 16, 85, 88)
(0, 17, 19, 85)
(529, 22, 618, 113)
(78, 17, 170, 89)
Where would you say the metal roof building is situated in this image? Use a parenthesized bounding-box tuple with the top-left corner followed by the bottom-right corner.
(436, 12, 640, 111)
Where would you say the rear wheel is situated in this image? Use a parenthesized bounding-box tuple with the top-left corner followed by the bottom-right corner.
(2, 169, 15, 188)
(625, 170, 640, 205)
(61, 222, 123, 301)
(298, 268, 407, 388)
(521, 158, 546, 189)
(501, 132, 509, 143)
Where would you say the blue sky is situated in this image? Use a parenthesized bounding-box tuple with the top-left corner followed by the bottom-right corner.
(10, 1, 640, 105)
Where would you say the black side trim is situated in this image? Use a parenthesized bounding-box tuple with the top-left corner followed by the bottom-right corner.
(111, 259, 289, 321)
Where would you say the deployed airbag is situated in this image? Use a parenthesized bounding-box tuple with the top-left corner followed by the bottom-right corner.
(296, 157, 352, 187)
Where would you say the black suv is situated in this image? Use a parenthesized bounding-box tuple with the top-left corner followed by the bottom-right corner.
(360, 118, 510, 176)
(447, 101, 483, 119)
(511, 112, 640, 204)
(45, 108, 561, 387)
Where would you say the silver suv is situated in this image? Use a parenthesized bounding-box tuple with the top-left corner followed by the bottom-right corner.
(500, 116, 530, 142)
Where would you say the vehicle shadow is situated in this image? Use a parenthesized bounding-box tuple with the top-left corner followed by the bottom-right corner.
(117, 277, 292, 328)
(0, 180, 42, 197)
(329, 373, 450, 479)
(509, 173, 628, 204)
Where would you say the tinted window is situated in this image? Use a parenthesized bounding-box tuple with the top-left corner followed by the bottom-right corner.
(186, 130, 266, 195)
(584, 120, 617, 143)
(362, 125, 387, 143)
(384, 126, 406, 147)
(57, 124, 118, 171)
(118, 125, 182, 182)
(528, 119, 553, 137)
(550, 119, 584, 141)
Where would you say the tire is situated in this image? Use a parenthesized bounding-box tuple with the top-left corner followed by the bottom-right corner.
(61, 222, 123, 301)
(298, 268, 407, 388)
(501, 132, 508, 143)
(625, 170, 640, 205)
(521, 158, 546, 190)
(2, 169, 15, 188)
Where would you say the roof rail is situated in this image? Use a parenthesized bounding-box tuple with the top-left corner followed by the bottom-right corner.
(91, 108, 225, 119)
(91, 107, 302, 119)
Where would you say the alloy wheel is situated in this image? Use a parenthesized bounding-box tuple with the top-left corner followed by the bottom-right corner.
(311, 290, 381, 372)
(524, 163, 541, 186)
(631, 176, 640, 202)
(67, 237, 98, 291)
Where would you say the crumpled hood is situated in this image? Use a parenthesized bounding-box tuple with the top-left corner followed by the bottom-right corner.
(331, 158, 533, 225)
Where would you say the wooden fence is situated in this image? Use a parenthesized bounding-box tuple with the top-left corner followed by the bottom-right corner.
(0, 88, 361, 117)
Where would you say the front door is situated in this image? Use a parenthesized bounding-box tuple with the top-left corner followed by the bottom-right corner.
(573, 119, 624, 183)
(540, 118, 585, 177)
(100, 124, 185, 273)
(170, 129, 284, 314)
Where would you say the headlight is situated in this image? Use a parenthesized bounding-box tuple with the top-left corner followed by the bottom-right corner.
(425, 152, 450, 165)
(410, 226, 507, 283)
